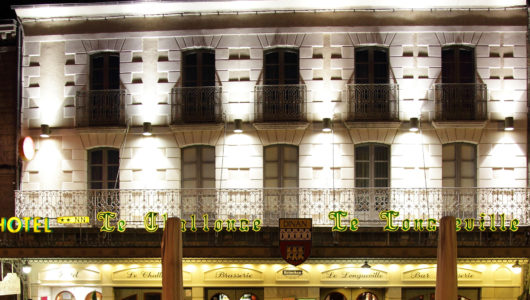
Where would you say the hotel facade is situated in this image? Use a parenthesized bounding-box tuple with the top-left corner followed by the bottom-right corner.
(2, 1, 529, 300)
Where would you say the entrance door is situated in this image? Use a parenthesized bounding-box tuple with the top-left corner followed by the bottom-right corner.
(321, 288, 384, 300)
(206, 288, 263, 300)
(402, 288, 480, 300)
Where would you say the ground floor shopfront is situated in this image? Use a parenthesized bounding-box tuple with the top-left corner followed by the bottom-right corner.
(26, 258, 525, 300)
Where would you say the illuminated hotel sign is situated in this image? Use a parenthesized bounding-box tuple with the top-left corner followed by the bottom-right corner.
(1, 210, 520, 233)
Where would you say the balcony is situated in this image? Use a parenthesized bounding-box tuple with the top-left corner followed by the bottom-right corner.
(254, 84, 307, 122)
(76, 89, 126, 127)
(15, 188, 529, 228)
(434, 83, 487, 121)
(171, 86, 223, 124)
(347, 84, 399, 121)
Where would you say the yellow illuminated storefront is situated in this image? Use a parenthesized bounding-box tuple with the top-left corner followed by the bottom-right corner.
(26, 258, 525, 300)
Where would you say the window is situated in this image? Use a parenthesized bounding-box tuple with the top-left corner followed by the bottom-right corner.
(442, 143, 476, 188)
(88, 148, 119, 189)
(264, 48, 299, 85)
(181, 146, 215, 189)
(56, 292, 75, 300)
(442, 143, 477, 218)
(350, 47, 396, 120)
(355, 144, 390, 188)
(438, 45, 483, 120)
(263, 144, 299, 222)
(260, 48, 304, 121)
(355, 47, 389, 84)
(178, 49, 218, 123)
(354, 144, 390, 217)
(182, 49, 215, 87)
(85, 52, 122, 126)
(263, 144, 299, 188)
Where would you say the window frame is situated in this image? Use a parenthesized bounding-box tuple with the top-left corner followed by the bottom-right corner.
(263, 144, 299, 188)
(263, 47, 300, 85)
(354, 46, 390, 84)
(181, 145, 216, 189)
(87, 147, 120, 190)
(441, 45, 476, 84)
(181, 48, 216, 87)
(89, 52, 120, 90)
(354, 143, 390, 188)
(442, 142, 477, 188)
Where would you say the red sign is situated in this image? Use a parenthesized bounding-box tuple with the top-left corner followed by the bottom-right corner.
(279, 218, 312, 266)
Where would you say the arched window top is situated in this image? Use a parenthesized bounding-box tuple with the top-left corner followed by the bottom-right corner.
(56, 291, 75, 300)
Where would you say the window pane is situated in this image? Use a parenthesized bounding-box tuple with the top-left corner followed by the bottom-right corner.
(374, 162, 388, 178)
(460, 161, 475, 177)
(283, 179, 298, 188)
(283, 162, 298, 177)
(91, 150, 103, 164)
(202, 180, 215, 188)
(264, 179, 278, 188)
(374, 179, 388, 187)
(442, 179, 455, 187)
(265, 51, 279, 64)
(442, 161, 455, 178)
(182, 180, 197, 188)
(374, 145, 389, 161)
(442, 144, 455, 160)
(355, 146, 369, 161)
(183, 148, 196, 162)
(91, 166, 102, 180)
(202, 163, 215, 178)
(355, 179, 369, 187)
(90, 182, 102, 189)
(355, 162, 369, 178)
(264, 162, 278, 178)
(460, 144, 475, 160)
(107, 166, 119, 181)
(182, 164, 196, 179)
(107, 150, 119, 164)
(283, 146, 297, 160)
(460, 178, 475, 187)
(264, 146, 278, 161)
(202, 147, 215, 162)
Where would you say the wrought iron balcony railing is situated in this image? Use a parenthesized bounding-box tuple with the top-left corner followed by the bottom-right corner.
(171, 86, 223, 124)
(347, 84, 399, 121)
(76, 89, 126, 127)
(434, 83, 487, 121)
(254, 84, 307, 122)
(15, 188, 529, 228)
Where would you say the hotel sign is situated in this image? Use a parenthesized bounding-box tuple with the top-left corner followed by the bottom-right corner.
(112, 267, 191, 282)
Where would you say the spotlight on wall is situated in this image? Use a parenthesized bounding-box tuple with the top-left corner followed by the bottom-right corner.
(40, 124, 50, 138)
(22, 261, 31, 274)
(409, 117, 419, 132)
(504, 117, 514, 131)
(361, 260, 371, 269)
(322, 118, 332, 132)
(234, 119, 243, 133)
(142, 122, 152, 136)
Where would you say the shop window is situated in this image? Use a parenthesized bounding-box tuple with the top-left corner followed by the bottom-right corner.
(56, 291, 75, 300)
(356, 292, 378, 300)
(84, 291, 102, 300)
(324, 292, 346, 300)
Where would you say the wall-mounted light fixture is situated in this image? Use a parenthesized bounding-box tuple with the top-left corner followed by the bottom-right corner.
(234, 119, 243, 133)
(361, 260, 371, 269)
(142, 122, 152, 136)
(40, 124, 50, 138)
(512, 260, 522, 268)
(409, 117, 419, 132)
(504, 117, 514, 131)
(322, 118, 332, 132)
(22, 261, 31, 274)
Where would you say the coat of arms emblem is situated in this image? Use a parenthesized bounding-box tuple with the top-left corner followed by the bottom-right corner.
(279, 218, 312, 266)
